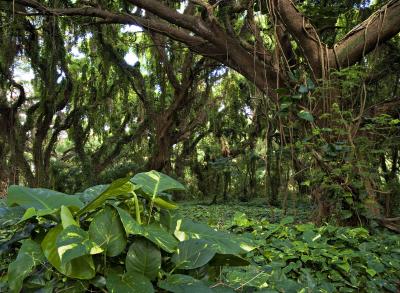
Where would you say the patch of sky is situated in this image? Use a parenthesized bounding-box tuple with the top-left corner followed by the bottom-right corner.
(124, 50, 139, 66)
(56, 69, 66, 84)
(212, 67, 228, 78)
(155, 84, 162, 94)
(243, 105, 253, 116)
(13, 59, 34, 83)
(19, 113, 27, 125)
(211, 67, 228, 86)
(121, 25, 143, 33)
(60, 130, 68, 139)
(70, 33, 92, 59)
(12, 58, 34, 98)
(177, 1, 188, 14)
(71, 45, 84, 59)
(359, 0, 371, 8)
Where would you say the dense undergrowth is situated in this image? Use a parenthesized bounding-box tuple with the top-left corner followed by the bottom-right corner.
(0, 172, 254, 292)
(179, 203, 400, 292)
(0, 174, 399, 292)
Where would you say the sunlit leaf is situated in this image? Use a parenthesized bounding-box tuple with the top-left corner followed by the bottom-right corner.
(131, 171, 185, 196)
(142, 224, 178, 253)
(89, 206, 126, 257)
(60, 205, 78, 228)
(41, 225, 95, 279)
(8, 239, 45, 293)
(19, 207, 57, 223)
(77, 178, 134, 216)
(56, 225, 103, 265)
(115, 206, 144, 235)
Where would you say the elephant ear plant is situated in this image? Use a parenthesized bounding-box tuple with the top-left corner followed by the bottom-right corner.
(1, 171, 253, 292)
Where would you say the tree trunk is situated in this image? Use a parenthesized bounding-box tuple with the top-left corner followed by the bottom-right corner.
(147, 129, 174, 171)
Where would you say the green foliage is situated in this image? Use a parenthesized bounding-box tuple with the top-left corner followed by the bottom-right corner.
(158, 274, 214, 293)
(178, 202, 310, 229)
(88, 206, 127, 257)
(2, 171, 252, 292)
(77, 177, 134, 216)
(106, 271, 154, 293)
(7, 186, 84, 210)
(226, 213, 400, 292)
(7, 239, 45, 293)
(172, 239, 216, 270)
(297, 110, 314, 122)
(177, 205, 400, 292)
(126, 238, 161, 280)
(41, 224, 96, 280)
(176, 219, 253, 255)
(132, 170, 186, 195)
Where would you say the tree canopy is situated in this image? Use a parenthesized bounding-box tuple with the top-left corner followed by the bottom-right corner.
(1, 0, 399, 222)
(1, 1, 400, 292)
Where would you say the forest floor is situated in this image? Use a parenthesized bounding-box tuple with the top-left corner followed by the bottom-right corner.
(176, 199, 400, 292)
(178, 198, 311, 228)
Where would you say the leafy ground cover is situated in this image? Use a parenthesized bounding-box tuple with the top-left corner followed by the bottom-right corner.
(179, 203, 400, 292)
(177, 200, 311, 229)
(1, 180, 399, 292)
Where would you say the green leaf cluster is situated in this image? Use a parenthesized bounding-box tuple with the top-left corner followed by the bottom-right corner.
(2, 171, 251, 292)
(224, 213, 400, 292)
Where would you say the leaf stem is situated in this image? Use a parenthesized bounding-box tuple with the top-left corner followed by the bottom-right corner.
(132, 191, 142, 225)
(148, 178, 160, 224)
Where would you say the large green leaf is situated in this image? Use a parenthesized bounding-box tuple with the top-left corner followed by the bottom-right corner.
(131, 171, 185, 196)
(142, 224, 178, 253)
(77, 178, 134, 216)
(74, 184, 109, 204)
(18, 207, 57, 223)
(60, 205, 78, 228)
(0, 206, 25, 228)
(7, 186, 83, 210)
(41, 225, 95, 279)
(158, 274, 212, 293)
(56, 225, 103, 265)
(172, 239, 216, 270)
(89, 206, 127, 256)
(151, 197, 178, 210)
(115, 207, 177, 252)
(176, 219, 250, 255)
(126, 238, 161, 280)
(209, 254, 250, 266)
(160, 210, 178, 232)
(106, 272, 154, 293)
(8, 239, 45, 293)
(115, 207, 144, 235)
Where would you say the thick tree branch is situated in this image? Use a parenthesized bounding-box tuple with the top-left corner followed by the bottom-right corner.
(270, 0, 326, 78)
(331, 0, 400, 69)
